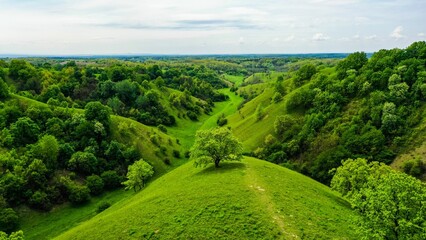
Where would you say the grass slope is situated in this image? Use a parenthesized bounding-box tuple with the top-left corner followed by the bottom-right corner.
(228, 77, 303, 151)
(56, 157, 358, 240)
(167, 88, 244, 151)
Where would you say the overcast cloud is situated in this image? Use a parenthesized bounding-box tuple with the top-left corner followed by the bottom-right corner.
(0, 0, 425, 54)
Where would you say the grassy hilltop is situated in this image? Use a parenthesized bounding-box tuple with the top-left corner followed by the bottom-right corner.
(56, 157, 358, 240)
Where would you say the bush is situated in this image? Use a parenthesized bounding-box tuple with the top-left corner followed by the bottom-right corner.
(187, 111, 198, 121)
(29, 190, 52, 211)
(217, 116, 228, 127)
(96, 202, 111, 213)
(86, 175, 104, 196)
(68, 185, 90, 204)
(163, 157, 171, 165)
(172, 150, 181, 158)
(157, 124, 167, 133)
(402, 158, 426, 178)
(0, 208, 19, 233)
(101, 170, 122, 190)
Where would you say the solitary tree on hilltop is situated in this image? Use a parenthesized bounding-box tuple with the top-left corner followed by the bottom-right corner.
(191, 127, 243, 168)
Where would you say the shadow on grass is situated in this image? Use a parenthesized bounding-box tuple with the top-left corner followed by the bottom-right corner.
(194, 162, 246, 176)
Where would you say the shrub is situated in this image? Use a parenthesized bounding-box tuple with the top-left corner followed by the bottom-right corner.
(163, 158, 171, 165)
(96, 202, 111, 213)
(29, 190, 52, 211)
(0, 208, 19, 233)
(69, 185, 90, 204)
(101, 170, 122, 190)
(157, 124, 167, 133)
(402, 158, 426, 178)
(86, 175, 104, 196)
(172, 150, 181, 158)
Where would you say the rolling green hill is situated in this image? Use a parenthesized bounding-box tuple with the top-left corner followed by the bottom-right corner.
(56, 157, 358, 240)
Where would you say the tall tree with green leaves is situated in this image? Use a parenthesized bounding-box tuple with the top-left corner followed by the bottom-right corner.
(122, 159, 154, 192)
(331, 158, 426, 239)
(191, 127, 243, 168)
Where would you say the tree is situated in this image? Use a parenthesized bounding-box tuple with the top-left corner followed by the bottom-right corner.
(101, 170, 122, 190)
(86, 175, 104, 195)
(295, 64, 317, 86)
(84, 101, 111, 129)
(32, 135, 59, 170)
(0, 208, 18, 233)
(331, 158, 426, 239)
(122, 159, 154, 192)
(67, 151, 98, 175)
(190, 127, 243, 168)
(0, 230, 24, 240)
(0, 77, 9, 100)
(9, 117, 40, 146)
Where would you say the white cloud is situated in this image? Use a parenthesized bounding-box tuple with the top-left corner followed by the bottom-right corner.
(0, 0, 425, 54)
(284, 35, 295, 42)
(312, 33, 330, 41)
(390, 26, 405, 39)
(365, 35, 377, 40)
(418, 33, 425, 37)
(238, 37, 245, 45)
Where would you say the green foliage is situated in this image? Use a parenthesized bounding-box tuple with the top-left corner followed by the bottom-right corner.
(294, 64, 317, 86)
(402, 157, 426, 178)
(84, 101, 111, 129)
(0, 207, 19, 233)
(255, 104, 264, 121)
(216, 113, 228, 126)
(32, 135, 59, 170)
(29, 191, 51, 211)
(157, 124, 167, 133)
(331, 158, 426, 239)
(271, 92, 283, 103)
(96, 202, 111, 213)
(0, 230, 25, 240)
(9, 117, 40, 146)
(86, 175, 104, 196)
(122, 159, 154, 191)
(68, 185, 91, 205)
(67, 151, 99, 175)
(0, 78, 9, 100)
(101, 170, 122, 190)
(191, 127, 243, 168)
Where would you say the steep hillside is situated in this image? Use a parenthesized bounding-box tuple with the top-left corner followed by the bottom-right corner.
(10, 94, 181, 174)
(227, 42, 426, 183)
(56, 157, 358, 239)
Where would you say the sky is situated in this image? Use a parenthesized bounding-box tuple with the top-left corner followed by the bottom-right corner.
(0, 0, 425, 55)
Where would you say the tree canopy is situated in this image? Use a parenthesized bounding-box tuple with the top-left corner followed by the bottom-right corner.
(191, 127, 243, 168)
(122, 159, 154, 192)
(331, 158, 426, 239)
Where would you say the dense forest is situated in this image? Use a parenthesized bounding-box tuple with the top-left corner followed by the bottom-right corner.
(1, 42, 426, 238)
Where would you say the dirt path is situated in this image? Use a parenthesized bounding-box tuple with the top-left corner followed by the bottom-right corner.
(244, 163, 299, 239)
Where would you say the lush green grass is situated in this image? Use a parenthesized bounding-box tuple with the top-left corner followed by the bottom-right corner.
(228, 77, 302, 151)
(167, 88, 243, 151)
(56, 157, 358, 240)
(223, 74, 245, 87)
(18, 189, 134, 240)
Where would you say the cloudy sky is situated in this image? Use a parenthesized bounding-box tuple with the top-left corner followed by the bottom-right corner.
(0, 0, 425, 54)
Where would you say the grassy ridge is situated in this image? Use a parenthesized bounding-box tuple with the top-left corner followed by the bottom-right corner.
(56, 157, 358, 240)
